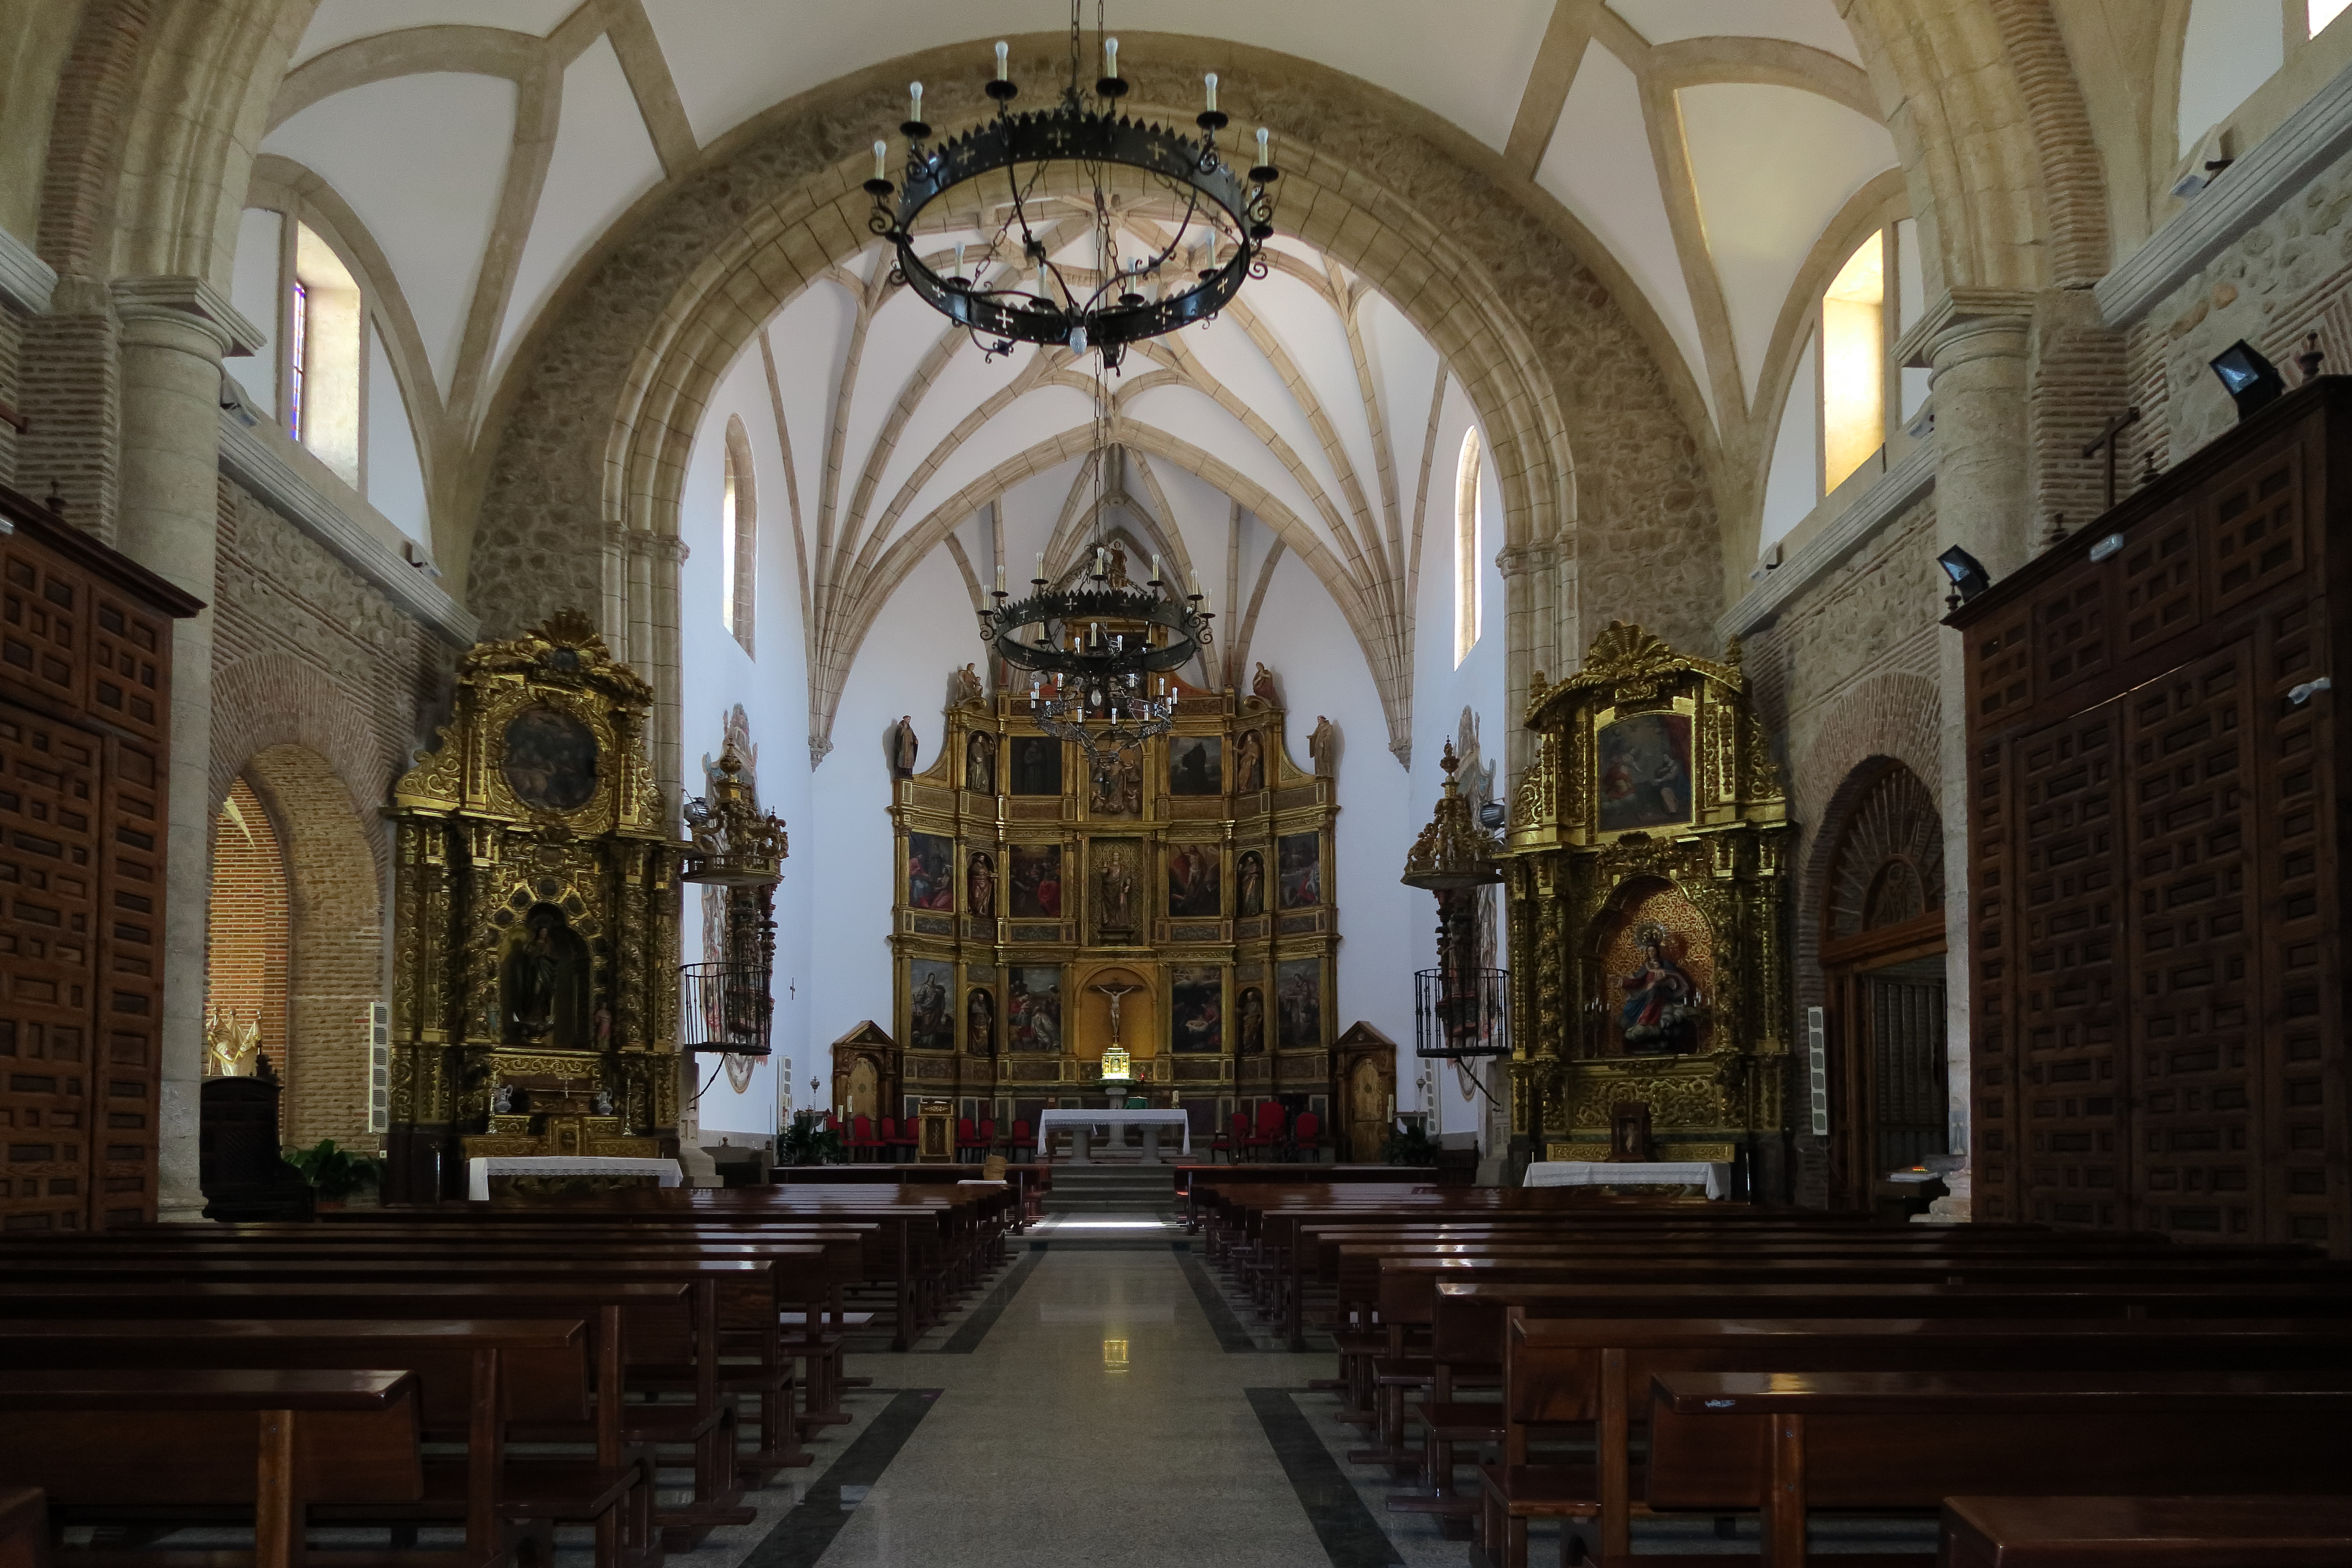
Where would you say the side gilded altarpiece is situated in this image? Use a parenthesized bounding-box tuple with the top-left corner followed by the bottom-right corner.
(876, 671, 1340, 1133)
(385, 610, 684, 1200)
(1504, 623, 1792, 1183)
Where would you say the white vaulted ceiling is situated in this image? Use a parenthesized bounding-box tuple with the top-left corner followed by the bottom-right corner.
(252, 0, 1891, 581)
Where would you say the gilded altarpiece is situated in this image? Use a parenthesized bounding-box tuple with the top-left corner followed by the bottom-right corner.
(886, 674, 1339, 1130)
(1504, 623, 1792, 1177)
(385, 610, 684, 1200)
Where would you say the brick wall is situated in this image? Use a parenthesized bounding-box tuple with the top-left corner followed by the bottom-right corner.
(203, 776, 288, 1102)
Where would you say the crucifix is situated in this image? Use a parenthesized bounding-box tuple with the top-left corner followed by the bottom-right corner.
(2081, 405, 2142, 511)
(1091, 979, 1143, 1046)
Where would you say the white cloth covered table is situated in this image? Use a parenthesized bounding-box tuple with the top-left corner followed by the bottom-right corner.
(467, 1155, 683, 1200)
(1034, 1109, 1191, 1164)
(1522, 1159, 1731, 1199)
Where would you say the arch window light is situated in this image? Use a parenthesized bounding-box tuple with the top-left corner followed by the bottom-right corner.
(720, 416, 756, 654)
(227, 210, 364, 489)
(1758, 216, 1925, 564)
(1455, 426, 1483, 667)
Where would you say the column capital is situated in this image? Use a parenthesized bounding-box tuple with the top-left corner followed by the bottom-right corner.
(1894, 287, 2037, 371)
(110, 276, 266, 358)
(1494, 541, 1560, 576)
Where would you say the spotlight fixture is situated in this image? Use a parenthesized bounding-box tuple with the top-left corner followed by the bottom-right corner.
(2208, 340, 2285, 421)
(1937, 545, 1993, 609)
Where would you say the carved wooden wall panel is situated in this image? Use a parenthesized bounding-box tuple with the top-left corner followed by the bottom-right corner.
(0, 485, 194, 1231)
(1958, 381, 2350, 1251)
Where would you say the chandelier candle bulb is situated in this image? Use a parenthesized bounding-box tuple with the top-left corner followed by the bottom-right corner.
(994, 564, 1006, 594)
(908, 82, 922, 122)
(1151, 554, 1164, 585)
(871, 140, 887, 181)
(1256, 126, 1270, 165)
(1204, 73, 1218, 112)
(1103, 37, 1118, 77)
(995, 40, 1009, 79)
(1034, 551, 1045, 582)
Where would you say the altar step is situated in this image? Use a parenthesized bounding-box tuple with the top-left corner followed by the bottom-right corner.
(1041, 1165, 1179, 1215)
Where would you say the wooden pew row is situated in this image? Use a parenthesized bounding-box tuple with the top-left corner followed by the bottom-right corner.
(1476, 1315, 2352, 1568)
(0, 1283, 679, 1568)
(768, 1166, 1051, 1230)
(0, 1488, 46, 1568)
(1643, 1370, 2352, 1568)
(1941, 1495, 2352, 1568)
(0, 1369, 480, 1568)
(0, 1323, 606, 1568)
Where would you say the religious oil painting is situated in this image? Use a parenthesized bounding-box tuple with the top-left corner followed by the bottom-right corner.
(1601, 881, 1714, 1056)
(1170, 965, 1224, 1053)
(1009, 735, 1063, 795)
(1166, 842, 1222, 918)
(501, 704, 599, 812)
(1008, 965, 1063, 1052)
(1010, 843, 1064, 919)
(1277, 831, 1322, 909)
(1596, 710, 1694, 833)
(965, 730, 997, 794)
(1237, 986, 1267, 1055)
(906, 832, 954, 911)
(908, 959, 955, 1053)
(1168, 735, 1222, 795)
(1236, 850, 1265, 917)
(1276, 958, 1323, 1049)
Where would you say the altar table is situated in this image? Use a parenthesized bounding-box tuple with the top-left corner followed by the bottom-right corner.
(1523, 1159, 1731, 1199)
(1035, 1109, 1191, 1164)
(466, 1155, 684, 1200)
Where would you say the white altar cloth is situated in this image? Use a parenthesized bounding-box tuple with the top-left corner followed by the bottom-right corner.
(467, 1155, 683, 1200)
(1035, 1109, 1191, 1164)
(1522, 1159, 1731, 1200)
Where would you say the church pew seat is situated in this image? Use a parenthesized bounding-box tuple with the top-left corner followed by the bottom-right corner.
(0, 1489, 46, 1568)
(1940, 1495, 2352, 1568)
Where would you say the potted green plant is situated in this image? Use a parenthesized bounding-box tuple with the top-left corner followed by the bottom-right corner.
(1379, 1120, 1440, 1167)
(283, 1138, 381, 1207)
(776, 1107, 847, 1167)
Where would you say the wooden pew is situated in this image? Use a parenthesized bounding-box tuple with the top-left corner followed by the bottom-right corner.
(1645, 1370, 2352, 1568)
(1479, 1315, 2352, 1565)
(0, 1369, 438, 1568)
(1941, 1495, 2352, 1568)
(0, 1320, 592, 1568)
(0, 1489, 47, 1568)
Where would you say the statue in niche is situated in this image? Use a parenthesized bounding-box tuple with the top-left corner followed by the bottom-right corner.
(1098, 848, 1136, 936)
(966, 731, 996, 794)
(968, 851, 997, 921)
(1238, 986, 1266, 1056)
(1237, 850, 1265, 917)
(502, 904, 591, 1047)
(1619, 923, 1702, 1055)
(1090, 752, 1141, 816)
(952, 662, 984, 707)
(1235, 727, 1265, 793)
(968, 989, 996, 1056)
(892, 716, 919, 778)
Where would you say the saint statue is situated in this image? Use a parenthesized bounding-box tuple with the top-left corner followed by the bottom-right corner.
(968, 851, 997, 920)
(968, 989, 996, 1055)
(1309, 715, 1338, 777)
(892, 716, 919, 778)
(1098, 851, 1134, 933)
(966, 730, 996, 794)
(1619, 923, 1700, 1054)
(1235, 727, 1265, 792)
(952, 662, 985, 706)
(1251, 662, 1279, 704)
(1238, 987, 1266, 1056)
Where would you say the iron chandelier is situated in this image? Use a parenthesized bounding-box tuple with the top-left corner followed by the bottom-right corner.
(865, 3, 1282, 365)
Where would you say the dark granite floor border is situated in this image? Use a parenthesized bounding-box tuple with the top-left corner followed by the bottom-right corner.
(1176, 1241, 1272, 1352)
(1247, 1387, 1405, 1568)
(931, 1249, 1044, 1353)
(737, 1387, 941, 1568)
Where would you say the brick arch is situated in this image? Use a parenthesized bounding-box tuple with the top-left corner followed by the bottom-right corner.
(209, 652, 394, 882)
(239, 743, 382, 1155)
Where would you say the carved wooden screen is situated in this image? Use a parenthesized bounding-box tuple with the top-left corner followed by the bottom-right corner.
(0, 488, 183, 1231)
(1957, 383, 2348, 1250)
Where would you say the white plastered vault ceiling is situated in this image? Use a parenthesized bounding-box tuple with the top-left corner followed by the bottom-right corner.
(256, 0, 1891, 759)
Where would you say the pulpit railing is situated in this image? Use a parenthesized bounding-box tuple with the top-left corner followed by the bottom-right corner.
(679, 961, 772, 1056)
(1414, 966, 1509, 1058)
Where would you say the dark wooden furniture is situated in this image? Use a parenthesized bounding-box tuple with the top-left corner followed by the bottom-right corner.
(0, 1369, 424, 1568)
(1944, 1494, 2352, 1568)
(0, 483, 202, 1232)
(0, 1488, 47, 1568)
(201, 1071, 314, 1220)
(1951, 377, 2352, 1249)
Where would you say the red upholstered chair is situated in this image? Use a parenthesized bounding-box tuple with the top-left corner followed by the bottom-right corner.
(848, 1114, 882, 1161)
(1218, 1111, 1249, 1163)
(1292, 1110, 1322, 1163)
(1241, 1101, 1287, 1161)
(1008, 1119, 1034, 1160)
(956, 1117, 985, 1161)
(978, 1117, 997, 1156)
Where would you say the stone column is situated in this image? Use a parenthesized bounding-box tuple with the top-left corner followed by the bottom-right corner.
(1901, 288, 2035, 1225)
(110, 278, 263, 1223)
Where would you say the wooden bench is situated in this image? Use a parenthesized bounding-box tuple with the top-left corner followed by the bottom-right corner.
(0, 1369, 446, 1568)
(0, 1489, 48, 1568)
(1645, 1370, 2352, 1568)
(1942, 1495, 2352, 1568)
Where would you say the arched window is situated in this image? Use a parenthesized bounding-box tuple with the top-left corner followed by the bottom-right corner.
(1455, 426, 1482, 667)
(1820, 230, 1884, 493)
(721, 416, 756, 655)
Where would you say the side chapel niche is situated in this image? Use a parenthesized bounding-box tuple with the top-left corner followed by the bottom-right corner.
(1504, 623, 1791, 1184)
(386, 610, 683, 1198)
(878, 662, 1341, 1135)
